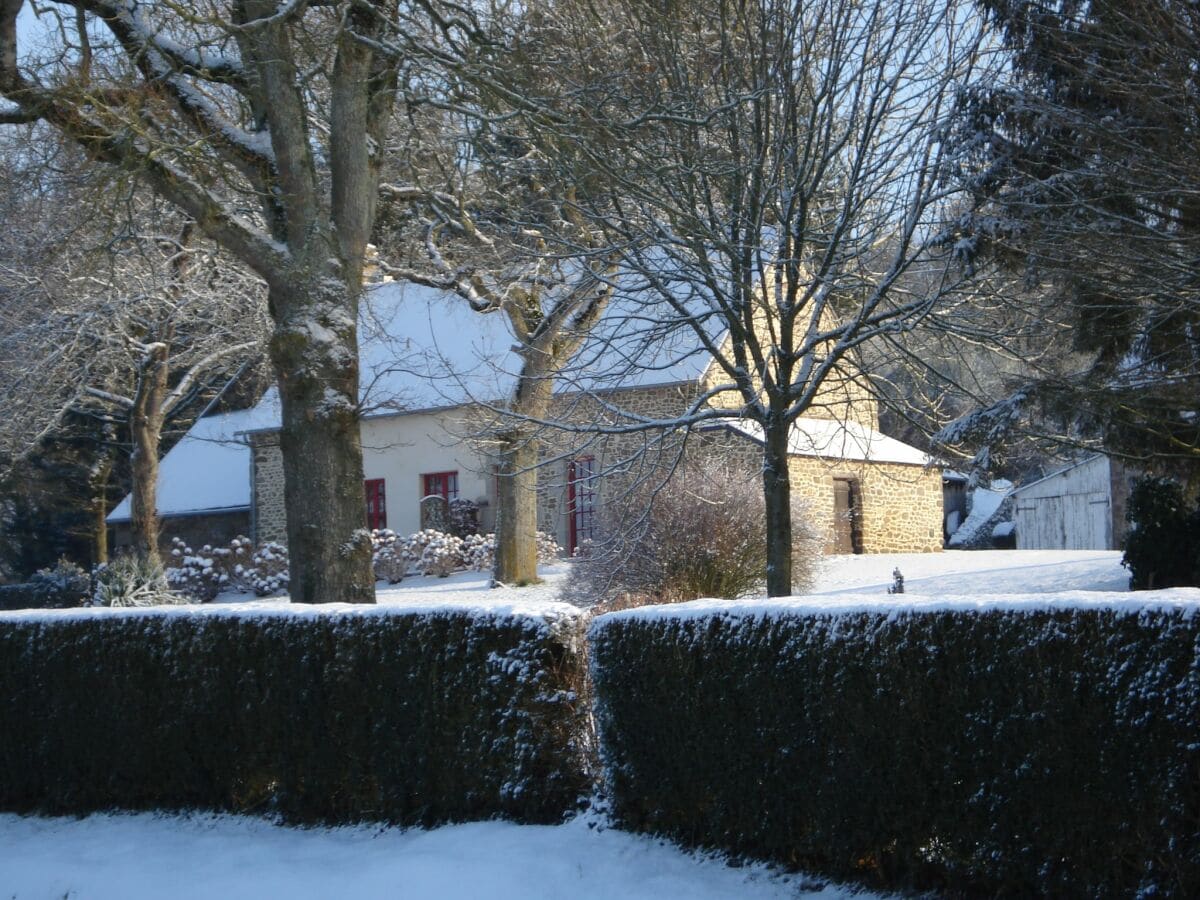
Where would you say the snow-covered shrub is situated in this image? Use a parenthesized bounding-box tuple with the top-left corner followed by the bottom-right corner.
(416, 531, 465, 577)
(454, 531, 559, 574)
(247, 541, 289, 596)
(0, 604, 591, 825)
(167, 538, 229, 602)
(91, 554, 186, 607)
(370, 529, 405, 583)
(28, 558, 89, 608)
(566, 459, 819, 608)
(461, 532, 495, 572)
(165, 535, 274, 600)
(590, 601, 1200, 897)
(1123, 477, 1200, 589)
(448, 498, 480, 537)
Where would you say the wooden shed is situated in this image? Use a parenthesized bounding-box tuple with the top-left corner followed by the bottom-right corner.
(1010, 456, 1131, 550)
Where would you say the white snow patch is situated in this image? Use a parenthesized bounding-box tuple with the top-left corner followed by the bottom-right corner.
(209, 562, 575, 609)
(812, 549, 1130, 595)
(947, 481, 1012, 546)
(0, 812, 856, 900)
(0, 568, 580, 627)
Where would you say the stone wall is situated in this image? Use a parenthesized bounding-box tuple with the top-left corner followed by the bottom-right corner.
(694, 428, 943, 554)
(249, 431, 287, 544)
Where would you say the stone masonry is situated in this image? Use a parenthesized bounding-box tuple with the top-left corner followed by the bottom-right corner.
(249, 431, 287, 544)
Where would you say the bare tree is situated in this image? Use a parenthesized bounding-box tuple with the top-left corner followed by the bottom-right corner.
(476, 0, 991, 594)
(1, 0, 405, 601)
(0, 188, 267, 566)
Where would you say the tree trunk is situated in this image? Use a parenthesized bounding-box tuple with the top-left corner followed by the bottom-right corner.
(130, 346, 169, 567)
(91, 455, 112, 566)
(269, 276, 375, 604)
(493, 375, 553, 587)
(762, 416, 794, 597)
(493, 435, 542, 586)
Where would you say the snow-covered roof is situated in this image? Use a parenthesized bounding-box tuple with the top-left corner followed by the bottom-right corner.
(702, 418, 931, 466)
(107, 406, 275, 523)
(241, 281, 716, 432)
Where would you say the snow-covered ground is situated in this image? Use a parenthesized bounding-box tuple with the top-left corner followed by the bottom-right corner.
(811, 549, 1129, 595)
(210, 550, 1127, 609)
(210, 562, 574, 608)
(0, 812, 856, 900)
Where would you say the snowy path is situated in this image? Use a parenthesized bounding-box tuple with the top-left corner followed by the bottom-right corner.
(0, 813, 861, 900)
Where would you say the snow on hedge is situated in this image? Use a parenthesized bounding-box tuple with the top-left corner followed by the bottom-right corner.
(593, 588, 1200, 629)
(0, 593, 582, 626)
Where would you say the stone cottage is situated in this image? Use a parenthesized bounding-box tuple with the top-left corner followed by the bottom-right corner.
(111, 282, 943, 556)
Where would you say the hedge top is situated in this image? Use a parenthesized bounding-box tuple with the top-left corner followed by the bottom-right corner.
(590, 589, 1200, 631)
(0, 596, 585, 627)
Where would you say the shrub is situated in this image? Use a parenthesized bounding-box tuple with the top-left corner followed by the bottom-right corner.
(0, 602, 592, 825)
(416, 530, 465, 577)
(167, 537, 239, 601)
(1123, 477, 1200, 589)
(536, 531, 562, 563)
(27, 558, 89, 607)
(589, 598, 1200, 897)
(91, 554, 186, 607)
(371, 529, 406, 583)
(247, 541, 289, 596)
(165, 536, 288, 600)
(448, 499, 480, 537)
(461, 532, 495, 571)
(566, 460, 819, 608)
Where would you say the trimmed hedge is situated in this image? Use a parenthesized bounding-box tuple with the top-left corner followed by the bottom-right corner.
(0, 602, 591, 825)
(589, 596, 1200, 897)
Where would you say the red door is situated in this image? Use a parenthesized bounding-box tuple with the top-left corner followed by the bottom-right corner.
(364, 479, 387, 531)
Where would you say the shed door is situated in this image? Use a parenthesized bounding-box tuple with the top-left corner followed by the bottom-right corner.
(831, 478, 862, 554)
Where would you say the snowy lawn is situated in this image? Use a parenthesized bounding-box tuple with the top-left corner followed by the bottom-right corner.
(811, 549, 1129, 595)
(0, 812, 865, 900)
(211, 562, 574, 608)
(212, 551, 1129, 608)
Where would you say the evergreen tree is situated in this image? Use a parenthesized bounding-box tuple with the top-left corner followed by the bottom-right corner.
(949, 1, 1200, 482)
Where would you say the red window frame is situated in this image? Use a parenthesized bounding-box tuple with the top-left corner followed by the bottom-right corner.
(422, 471, 459, 502)
(567, 456, 597, 553)
(364, 478, 387, 531)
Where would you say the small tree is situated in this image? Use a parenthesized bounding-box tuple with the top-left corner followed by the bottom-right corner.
(566, 458, 820, 609)
(0, 188, 266, 567)
(1123, 477, 1200, 590)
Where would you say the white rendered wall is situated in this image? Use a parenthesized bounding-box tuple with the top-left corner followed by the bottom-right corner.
(360, 410, 493, 535)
